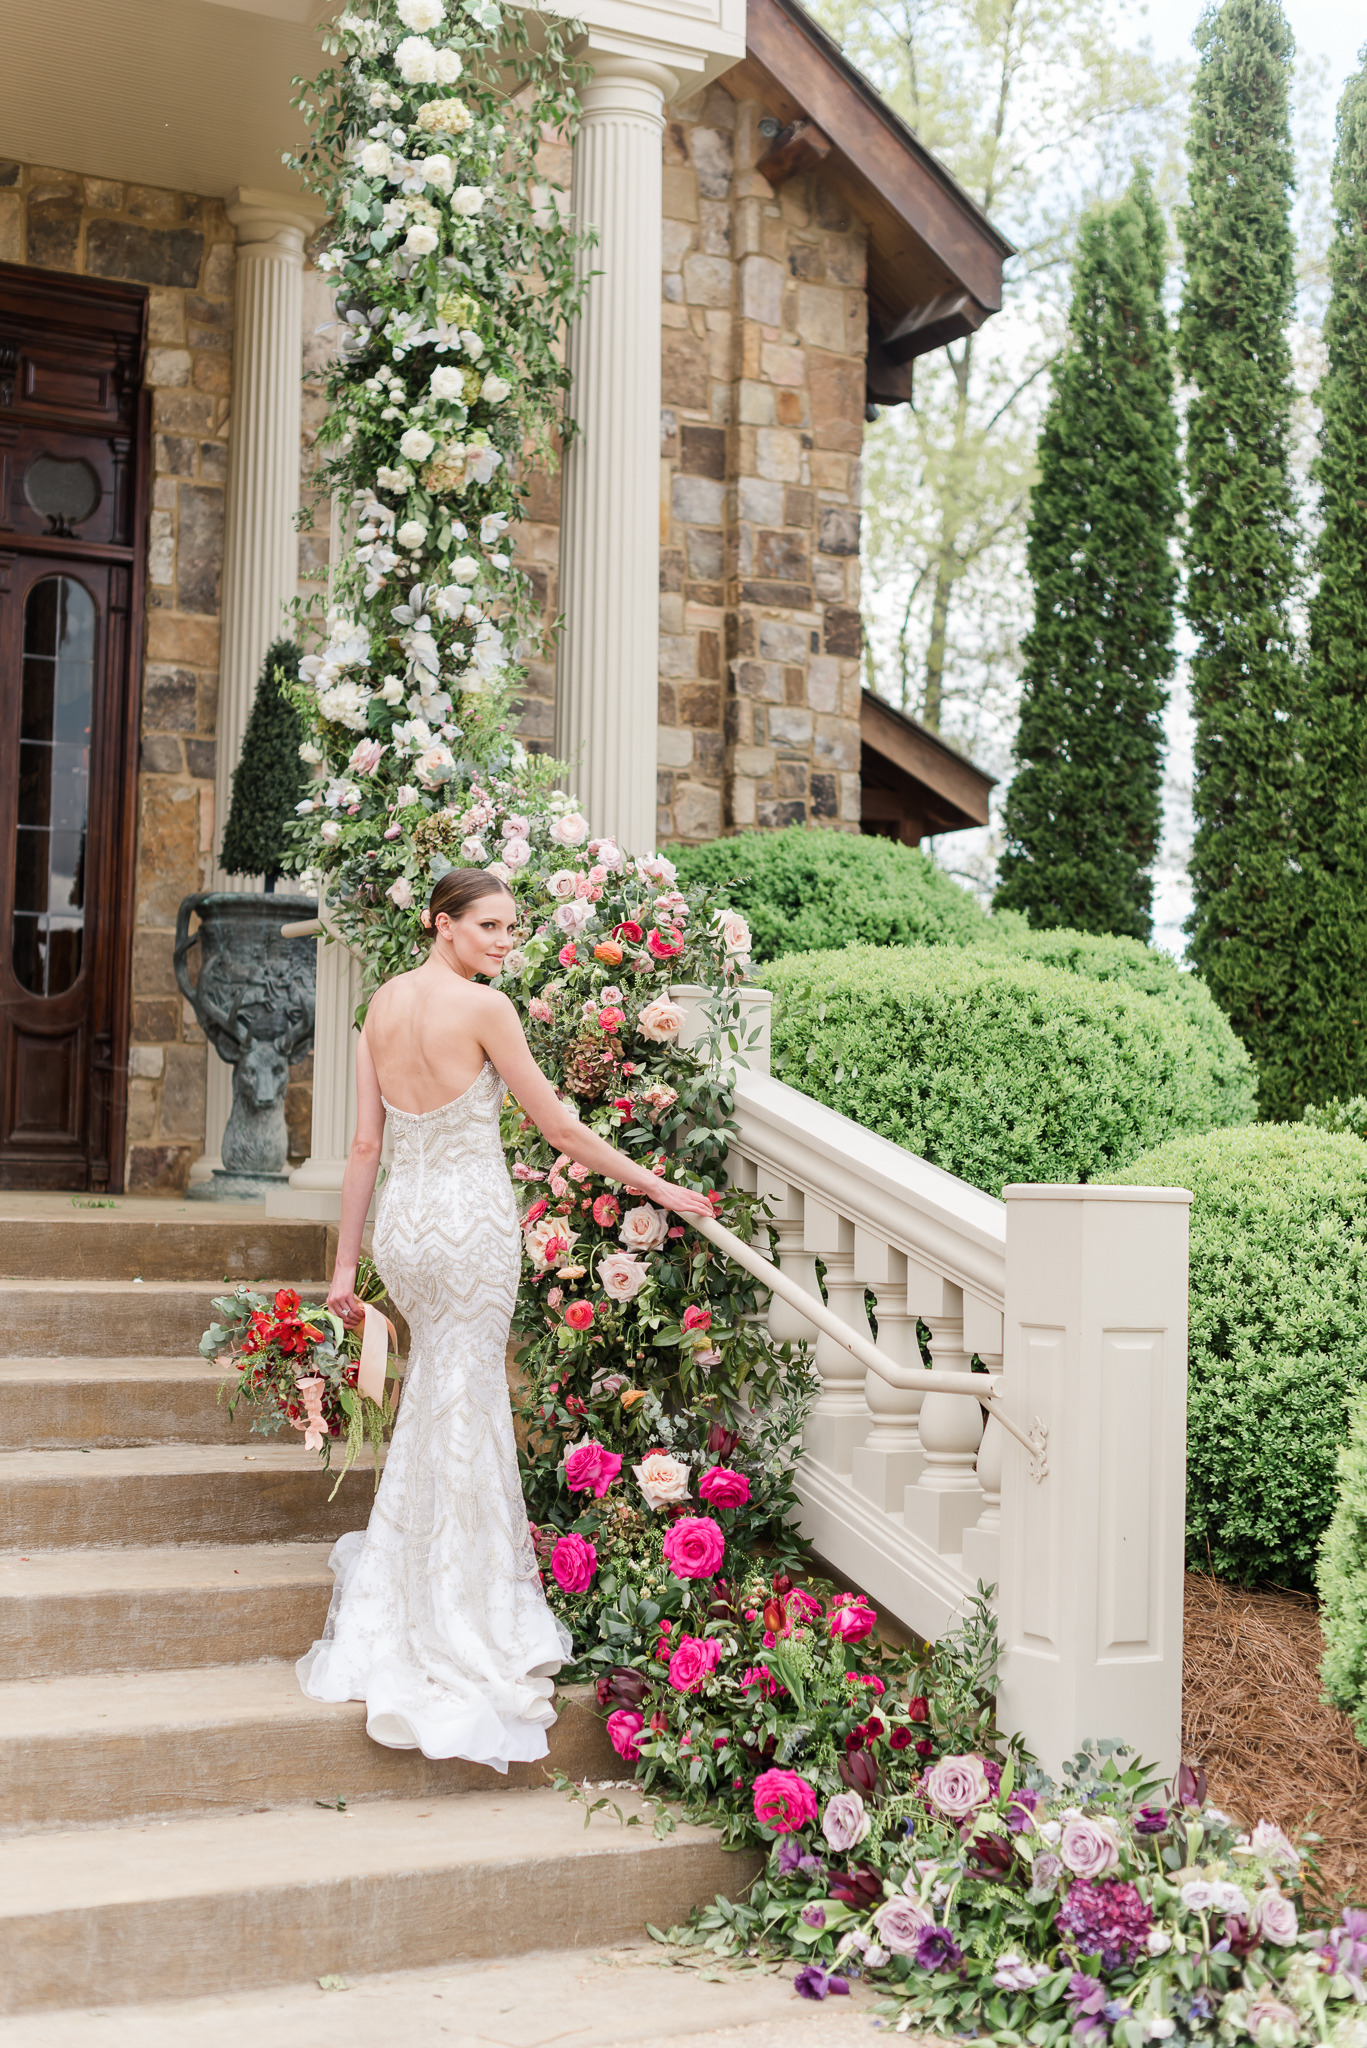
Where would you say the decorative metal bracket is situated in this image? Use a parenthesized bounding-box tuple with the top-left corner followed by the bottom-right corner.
(982, 1393, 1050, 1485)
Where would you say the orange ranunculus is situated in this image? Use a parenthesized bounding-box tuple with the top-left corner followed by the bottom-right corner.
(594, 940, 624, 966)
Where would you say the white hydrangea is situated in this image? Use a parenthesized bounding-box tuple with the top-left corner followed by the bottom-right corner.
(395, 0, 444, 29)
(394, 34, 438, 83)
(317, 681, 371, 731)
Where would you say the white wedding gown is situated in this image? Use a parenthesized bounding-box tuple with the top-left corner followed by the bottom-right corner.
(297, 1060, 572, 1767)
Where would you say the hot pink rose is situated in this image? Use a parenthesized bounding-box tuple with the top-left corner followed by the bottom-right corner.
(698, 1464, 751, 1508)
(558, 943, 578, 967)
(752, 1768, 818, 1835)
(606, 1708, 645, 1761)
(564, 1440, 622, 1497)
(564, 1300, 594, 1331)
(551, 1532, 597, 1593)
(667, 1633, 723, 1692)
(662, 1515, 726, 1580)
(828, 1595, 877, 1644)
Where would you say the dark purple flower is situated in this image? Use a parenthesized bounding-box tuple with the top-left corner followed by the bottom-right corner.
(774, 1834, 806, 1876)
(595, 1665, 649, 1710)
(1174, 1761, 1207, 1809)
(983, 1757, 1003, 1797)
(800, 1904, 826, 1929)
(1055, 1880, 1152, 1970)
(915, 1926, 963, 1973)
(1133, 1804, 1168, 1836)
(1006, 1786, 1041, 1832)
(1066, 1972, 1109, 2045)
(793, 1965, 849, 2001)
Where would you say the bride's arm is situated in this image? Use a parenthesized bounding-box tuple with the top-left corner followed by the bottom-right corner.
(477, 990, 715, 1220)
(326, 1029, 386, 1327)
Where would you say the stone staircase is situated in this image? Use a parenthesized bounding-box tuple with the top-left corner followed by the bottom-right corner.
(0, 1205, 748, 2017)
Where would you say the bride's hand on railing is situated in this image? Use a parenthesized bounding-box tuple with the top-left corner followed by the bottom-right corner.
(625, 1172, 716, 1220)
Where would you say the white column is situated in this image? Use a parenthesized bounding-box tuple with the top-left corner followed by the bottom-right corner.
(265, 937, 362, 1220)
(902, 1270, 985, 1556)
(191, 187, 322, 1184)
(557, 50, 677, 855)
(995, 1185, 1191, 1780)
(850, 1234, 925, 1512)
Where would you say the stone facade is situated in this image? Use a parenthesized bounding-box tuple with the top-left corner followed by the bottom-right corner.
(513, 83, 867, 840)
(2, 161, 326, 1189)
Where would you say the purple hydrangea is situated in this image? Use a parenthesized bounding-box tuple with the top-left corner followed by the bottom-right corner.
(915, 1925, 964, 1973)
(1055, 1880, 1153, 1970)
(793, 1964, 849, 2001)
(1133, 1805, 1168, 1837)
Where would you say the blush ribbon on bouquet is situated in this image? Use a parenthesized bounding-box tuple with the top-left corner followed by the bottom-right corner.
(357, 1300, 399, 1407)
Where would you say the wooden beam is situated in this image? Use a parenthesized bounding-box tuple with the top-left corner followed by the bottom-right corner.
(757, 117, 832, 187)
(861, 694, 994, 828)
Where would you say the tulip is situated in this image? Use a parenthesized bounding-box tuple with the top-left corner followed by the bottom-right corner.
(595, 1666, 649, 1710)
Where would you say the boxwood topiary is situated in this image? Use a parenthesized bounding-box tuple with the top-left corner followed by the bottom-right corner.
(1318, 1388, 1367, 1743)
(1106, 1125, 1367, 1588)
(667, 826, 992, 962)
(763, 945, 1225, 1199)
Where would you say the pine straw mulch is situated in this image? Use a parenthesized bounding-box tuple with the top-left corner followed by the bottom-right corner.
(1182, 1571, 1367, 1905)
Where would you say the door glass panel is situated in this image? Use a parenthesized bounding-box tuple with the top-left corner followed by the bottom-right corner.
(13, 576, 93, 996)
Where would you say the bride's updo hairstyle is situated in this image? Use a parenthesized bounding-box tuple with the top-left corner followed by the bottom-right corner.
(421, 867, 514, 939)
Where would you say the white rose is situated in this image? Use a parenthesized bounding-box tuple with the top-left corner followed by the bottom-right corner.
(396, 520, 428, 550)
(403, 222, 439, 257)
(553, 899, 593, 936)
(394, 34, 438, 82)
(413, 743, 455, 788)
(434, 46, 463, 82)
(620, 1204, 668, 1254)
(399, 427, 434, 462)
(458, 328, 484, 360)
(640, 854, 678, 885)
(450, 554, 479, 582)
(421, 153, 454, 193)
(501, 836, 531, 870)
(716, 910, 751, 956)
(633, 1451, 690, 1509)
(549, 810, 590, 847)
(395, 785, 418, 805)
(1146, 1930, 1172, 1957)
(298, 743, 323, 764)
(480, 372, 512, 405)
(319, 820, 343, 845)
(460, 838, 487, 862)
(638, 997, 685, 1043)
(396, 0, 444, 27)
(501, 950, 527, 977)
(359, 141, 393, 178)
(485, 861, 512, 883)
(453, 186, 485, 216)
(598, 1252, 648, 1302)
(524, 1217, 577, 1271)
(546, 869, 578, 902)
(430, 365, 464, 400)
(379, 675, 406, 705)
(387, 876, 414, 909)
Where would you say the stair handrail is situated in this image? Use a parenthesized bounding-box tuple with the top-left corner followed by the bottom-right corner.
(691, 1212, 1048, 1483)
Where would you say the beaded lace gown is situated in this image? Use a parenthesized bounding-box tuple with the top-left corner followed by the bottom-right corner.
(297, 1060, 571, 1767)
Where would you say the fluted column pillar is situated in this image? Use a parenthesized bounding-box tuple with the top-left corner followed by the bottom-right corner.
(192, 188, 323, 1184)
(558, 52, 677, 855)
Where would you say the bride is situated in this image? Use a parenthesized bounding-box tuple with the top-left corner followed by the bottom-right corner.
(297, 866, 712, 1769)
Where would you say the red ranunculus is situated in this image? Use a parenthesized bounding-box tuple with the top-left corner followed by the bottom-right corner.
(563, 1300, 594, 1331)
(681, 1304, 712, 1332)
(613, 920, 644, 943)
(558, 943, 578, 967)
(592, 1194, 620, 1227)
(646, 927, 684, 959)
(523, 1197, 549, 1226)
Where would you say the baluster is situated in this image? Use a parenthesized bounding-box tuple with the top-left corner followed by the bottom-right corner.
(803, 1198, 869, 1472)
(755, 1173, 821, 1348)
(962, 1297, 1006, 1587)
(850, 1230, 925, 1510)
(903, 1270, 984, 1556)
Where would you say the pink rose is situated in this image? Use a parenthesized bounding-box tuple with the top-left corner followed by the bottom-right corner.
(638, 997, 685, 1043)
(822, 1790, 871, 1851)
(563, 1439, 623, 1497)
(387, 875, 414, 909)
(681, 1304, 712, 1332)
(752, 1768, 818, 1835)
(923, 1755, 991, 1820)
(598, 1006, 626, 1030)
(663, 1514, 725, 1580)
(635, 1450, 691, 1509)
(606, 1708, 645, 1761)
(598, 1252, 648, 1302)
(828, 1595, 877, 1645)
(1059, 1814, 1121, 1879)
(348, 737, 386, 775)
(529, 997, 553, 1024)
(620, 1204, 668, 1253)
(698, 1464, 750, 1508)
(564, 1300, 594, 1331)
(667, 1633, 722, 1692)
(501, 813, 530, 839)
(1252, 1887, 1298, 1946)
(558, 943, 578, 967)
(551, 1532, 597, 1593)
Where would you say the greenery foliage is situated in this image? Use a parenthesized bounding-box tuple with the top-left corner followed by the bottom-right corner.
(219, 639, 309, 883)
(1298, 61, 1367, 1113)
(1318, 1382, 1367, 1746)
(667, 827, 990, 964)
(1178, 0, 1307, 1122)
(1107, 1124, 1367, 1586)
(995, 169, 1178, 943)
(762, 945, 1240, 1198)
(1304, 1096, 1367, 1143)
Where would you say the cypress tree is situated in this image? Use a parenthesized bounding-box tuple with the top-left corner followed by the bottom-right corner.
(1178, 0, 1304, 1120)
(219, 638, 310, 890)
(994, 168, 1178, 941)
(1296, 60, 1367, 1107)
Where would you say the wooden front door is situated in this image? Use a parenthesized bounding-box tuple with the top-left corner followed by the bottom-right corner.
(0, 266, 148, 1190)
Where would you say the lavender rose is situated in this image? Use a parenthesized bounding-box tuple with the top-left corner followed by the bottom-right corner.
(923, 1754, 990, 1819)
(872, 1895, 934, 1956)
(1059, 1813, 1121, 1879)
(1252, 1887, 1298, 1947)
(821, 1791, 871, 1853)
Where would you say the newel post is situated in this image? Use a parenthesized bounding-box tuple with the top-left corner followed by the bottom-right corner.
(995, 1185, 1191, 1780)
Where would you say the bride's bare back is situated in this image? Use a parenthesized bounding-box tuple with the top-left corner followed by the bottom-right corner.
(364, 964, 496, 1114)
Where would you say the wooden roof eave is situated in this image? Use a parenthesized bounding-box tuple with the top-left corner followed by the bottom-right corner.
(860, 691, 995, 829)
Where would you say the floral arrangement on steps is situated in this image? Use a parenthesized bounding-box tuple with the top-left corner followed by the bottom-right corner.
(575, 1579, 1362, 2046)
(201, 1257, 397, 1492)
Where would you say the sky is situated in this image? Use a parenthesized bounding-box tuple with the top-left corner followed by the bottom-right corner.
(1122, 0, 1362, 94)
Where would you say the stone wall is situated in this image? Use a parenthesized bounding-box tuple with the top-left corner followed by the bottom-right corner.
(2, 162, 326, 1190)
(511, 85, 868, 840)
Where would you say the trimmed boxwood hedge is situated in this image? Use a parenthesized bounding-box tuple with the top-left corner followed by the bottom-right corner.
(1319, 1388, 1367, 1743)
(1107, 1125, 1367, 1587)
(763, 945, 1234, 1199)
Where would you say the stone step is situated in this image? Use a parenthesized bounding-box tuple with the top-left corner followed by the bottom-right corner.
(0, 1357, 258, 1450)
(0, 1215, 330, 1284)
(0, 1444, 379, 1549)
(0, 1279, 325, 1358)
(0, 1789, 759, 2014)
(0, 1542, 335, 1680)
(0, 1661, 618, 1829)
